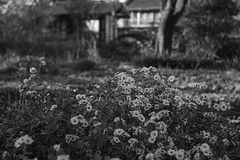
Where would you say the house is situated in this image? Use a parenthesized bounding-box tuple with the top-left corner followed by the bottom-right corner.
(48, 0, 129, 43)
(118, 0, 161, 29)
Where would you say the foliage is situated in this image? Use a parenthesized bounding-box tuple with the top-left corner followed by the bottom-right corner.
(0, 58, 240, 160)
(99, 39, 140, 61)
(0, 0, 52, 41)
(182, 0, 240, 59)
(72, 59, 96, 72)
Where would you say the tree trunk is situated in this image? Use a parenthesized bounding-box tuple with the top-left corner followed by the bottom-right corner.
(155, 0, 188, 58)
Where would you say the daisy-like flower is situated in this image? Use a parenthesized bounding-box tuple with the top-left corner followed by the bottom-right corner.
(70, 116, 79, 125)
(209, 135, 218, 144)
(200, 143, 210, 152)
(145, 153, 154, 160)
(175, 149, 184, 160)
(110, 158, 120, 160)
(222, 138, 229, 146)
(167, 149, 175, 156)
(138, 114, 146, 122)
(2, 151, 8, 158)
(114, 129, 125, 136)
(14, 138, 24, 148)
(213, 104, 220, 111)
(128, 138, 138, 144)
(138, 155, 143, 160)
(137, 87, 144, 93)
(194, 152, 201, 160)
(147, 136, 156, 143)
(80, 119, 89, 127)
(202, 131, 211, 139)
(23, 78, 29, 84)
(168, 75, 175, 83)
(136, 148, 144, 155)
(174, 95, 181, 101)
(113, 136, 120, 143)
(184, 151, 191, 160)
(57, 155, 70, 160)
(22, 135, 34, 145)
(202, 150, 212, 157)
(53, 144, 61, 151)
(223, 155, 230, 160)
(86, 103, 93, 112)
(151, 67, 157, 72)
(150, 130, 158, 138)
(149, 88, 154, 93)
(114, 117, 120, 122)
(154, 148, 166, 158)
(153, 74, 161, 81)
(50, 104, 57, 111)
(70, 135, 79, 142)
(219, 102, 228, 111)
(131, 110, 141, 117)
(162, 99, 170, 106)
(30, 67, 37, 74)
(155, 121, 167, 134)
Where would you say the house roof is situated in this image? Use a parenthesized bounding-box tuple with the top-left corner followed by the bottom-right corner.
(126, 0, 161, 11)
(48, 1, 129, 18)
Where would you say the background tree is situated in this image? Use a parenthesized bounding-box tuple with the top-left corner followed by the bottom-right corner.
(155, 0, 188, 58)
(67, 0, 91, 59)
(182, 0, 239, 60)
(0, 0, 52, 41)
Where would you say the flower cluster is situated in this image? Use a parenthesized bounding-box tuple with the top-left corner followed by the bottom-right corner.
(67, 66, 240, 160)
(14, 134, 34, 148)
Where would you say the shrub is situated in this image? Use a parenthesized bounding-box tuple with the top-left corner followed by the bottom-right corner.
(72, 59, 96, 72)
(216, 39, 240, 60)
(99, 39, 139, 61)
(0, 58, 240, 160)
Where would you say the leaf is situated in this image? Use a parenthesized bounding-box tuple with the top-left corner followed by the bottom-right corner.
(47, 154, 57, 160)
(104, 156, 111, 160)
(93, 153, 102, 160)
(56, 148, 66, 156)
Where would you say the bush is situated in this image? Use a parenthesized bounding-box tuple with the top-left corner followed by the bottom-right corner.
(0, 40, 87, 59)
(72, 59, 96, 72)
(99, 39, 139, 61)
(1, 58, 240, 160)
(216, 39, 240, 60)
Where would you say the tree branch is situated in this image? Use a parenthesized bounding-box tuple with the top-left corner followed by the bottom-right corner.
(173, 0, 188, 19)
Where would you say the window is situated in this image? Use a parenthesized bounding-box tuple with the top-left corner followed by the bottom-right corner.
(140, 12, 154, 26)
(130, 12, 138, 25)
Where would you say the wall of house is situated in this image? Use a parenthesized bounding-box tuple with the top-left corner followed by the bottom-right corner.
(118, 10, 161, 28)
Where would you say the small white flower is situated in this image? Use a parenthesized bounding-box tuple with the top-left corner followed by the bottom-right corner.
(114, 129, 125, 136)
(114, 117, 120, 122)
(23, 79, 29, 84)
(145, 153, 154, 160)
(22, 135, 34, 145)
(147, 136, 156, 143)
(2, 151, 7, 157)
(113, 136, 120, 143)
(167, 149, 175, 156)
(53, 144, 61, 151)
(50, 104, 57, 111)
(30, 67, 37, 74)
(14, 138, 23, 148)
(200, 143, 210, 152)
(86, 103, 92, 112)
(70, 116, 79, 125)
(57, 155, 70, 160)
(175, 149, 184, 160)
(150, 130, 158, 138)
